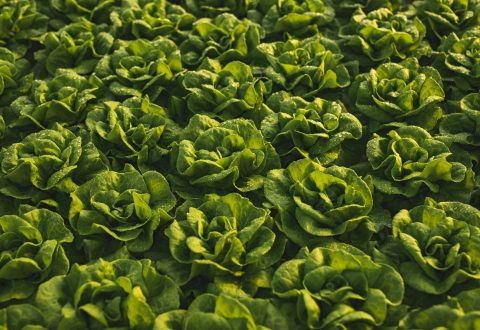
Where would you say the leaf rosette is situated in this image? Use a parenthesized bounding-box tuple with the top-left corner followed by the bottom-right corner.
(169, 114, 280, 198)
(0, 125, 108, 202)
(262, 92, 362, 165)
(261, 0, 335, 38)
(179, 13, 262, 67)
(182, 60, 271, 125)
(350, 57, 445, 131)
(69, 168, 176, 255)
(0, 0, 47, 49)
(0, 207, 73, 303)
(271, 245, 404, 329)
(115, 0, 195, 41)
(366, 126, 474, 201)
(433, 31, 480, 95)
(255, 36, 351, 98)
(0, 47, 32, 144)
(339, 8, 427, 66)
(0, 47, 32, 107)
(35, 19, 114, 75)
(440, 92, 480, 146)
(154, 293, 288, 330)
(86, 96, 179, 171)
(95, 37, 183, 102)
(10, 69, 103, 130)
(35, 258, 180, 329)
(399, 288, 480, 329)
(413, 0, 480, 39)
(166, 193, 285, 279)
(265, 158, 374, 246)
(388, 198, 480, 294)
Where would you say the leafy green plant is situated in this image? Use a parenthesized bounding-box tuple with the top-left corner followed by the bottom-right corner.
(114, 0, 195, 40)
(271, 244, 404, 329)
(262, 91, 362, 165)
(365, 126, 474, 202)
(86, 96, 179, 171)
(2, 1, 480, 327)
(182, 60, 271, 124)
(255, 36, 351, 98)
(433, 30, 480, 96)
(440, 92, 480, 146)
(414, 0, 480, 39)
(399, 288, 480, 329)
(46, 0, 122, 25)
(332, 0, 405, 19)
(350, 57, 444, 131)
(339, 8, 427, 65)
(0, 47, 32, 107)
(35, 20, 114, 75)
(10, 69, 103, 129)
(166, 193, 285, 280)
(169, 114, 280, 198)
(0, 0, 47, 49)
(265, 158, 374, 246)
(385, 198, 480, 294)
(261, 0, 336, 38)
(69, 167, 176, 256)
(0, 124, 108, 203)
(184, 0, 255, 19)
(35, 258, 180, 329)
(0, 206, 73, 303)
(179, 13, 262, 67)
(95, 37, 183, 101)
(0, 304, 47, 329)
(154, 293, 288, 330)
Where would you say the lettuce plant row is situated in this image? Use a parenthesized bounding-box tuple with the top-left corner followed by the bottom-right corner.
(1, 0, 480, 329)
